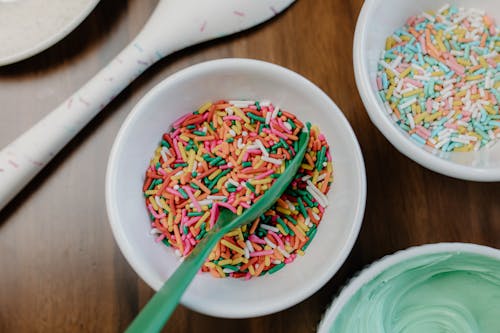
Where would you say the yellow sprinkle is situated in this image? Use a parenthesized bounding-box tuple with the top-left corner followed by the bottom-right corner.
(484, 105, 497, 115)
(399, 67, 412, 78)
(215, 265, 225, 277)
(312, 169, 319, 184)
(237, 205, 243, 215)
(177, 142, 187, 161)
(159, 197, 168, 210)
(204, 262, 216, 269)
(237, 228, 244, 241)
(301, 163, 314, 170)
(385, 37, 395, 50)
(198, 102, 212, 114)
(225, 230, 240, 238)
(276, 207, 292, 215)
(452, 101, 463, 107)
(385, 85, 395, 100)
(285, 245, 293, 253)
(208, 169, 221, 180)
(218, 259, 232, 266)
(456, 58, 471, 66)
(250, 178, 273, 185)
(248, 265, 256, 276)
(414, 113, 426, 125)
(276, 224, 288, 235)
(233, 257, 248, 265)
(144, 190, 158, 196)
(385, 68, 395, 79)
(454, 144, 473, 152)
(466, 75, 484, 81)
(312, 207, 320, 214)
(236, 148, 246, 165)
(327, 163, 333, 173)
(148, 196, 159, 211)
(478, 57, 489, 68)
(264, 256, 271, 267)
(297, 220, 310, 233)
(400, 35, 411, 42)
(168, 212, 174, 230)
(232, 107, 251, 123)
(431, 71, 445, 77)
(195, 211, 210, 229)
(254, 156, 264, 169)
(403, 89, 422, 98)
(296, 250, 305, 256)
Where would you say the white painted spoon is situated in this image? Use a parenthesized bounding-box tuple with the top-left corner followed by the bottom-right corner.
(0, 0, 295, 210)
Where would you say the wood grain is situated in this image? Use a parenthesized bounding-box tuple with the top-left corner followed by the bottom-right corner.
(0, 0, 498, 332)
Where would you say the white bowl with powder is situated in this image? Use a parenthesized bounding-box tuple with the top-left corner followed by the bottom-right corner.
(0, 0, 100, 66)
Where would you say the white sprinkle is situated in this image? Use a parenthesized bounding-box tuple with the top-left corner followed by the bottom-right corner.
(285, 199, 296, 211)
(265, 111, 272, 125)
(435, 138, 450, 149)
(225, 107, 234, 115)
(438, 4, 450, 14)
(262, 155, 283, 165)
(306, 181, 329, 207)
(301, 175, 312, 181)
(226, 179, 240, 188)
(229, 100, 254, 108)
(260, 224, 280, 233)
(278, 247, 290, 259)
(174, 249, 182, 257)
(422, 12, 436, 22)
(246, 240, 255, 253)
(242, 131, 248, 136)
(312, 211, 321, 221)
(272, 260, 282, 265)
(173, 184, 180, 190)
(283, 122, 293, 131)
(197, 199, 213, 206)
(255, 139, 269, 157)
(150, 228, 161, 235)
(408, 113, 415, 129)
(379, 60, 399, 77)
(207, 195, 226, 201)
(264, 237, 277, 249)
(260, 100, 271, 107)
(223, 268, 237, 274)
(244, 247, 250, 259)
(271, 106, 280, 119)
(229, 129, 236, 137)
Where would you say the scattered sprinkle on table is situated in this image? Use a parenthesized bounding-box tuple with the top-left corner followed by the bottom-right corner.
(142, 100, 333, 279)
(377, 4, 500, 152)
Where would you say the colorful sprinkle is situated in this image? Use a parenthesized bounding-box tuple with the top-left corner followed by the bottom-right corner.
(377, 5, 500, 152)
(143, 100, 333, 279)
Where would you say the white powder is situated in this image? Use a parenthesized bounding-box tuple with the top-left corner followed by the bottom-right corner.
(0, 0, 97, 62)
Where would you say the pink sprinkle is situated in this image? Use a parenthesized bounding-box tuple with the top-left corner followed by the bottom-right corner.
(268, 230, 284, 249)
(8, 160, 19, 168)
(223, 115, 241, 121)
(219, 164, 232, 170)
(278, 118, 292, 133)
(405, 78, 424, 88)
(165, 188, 183, 198)
(157, 168, 166, 176)
(148, 204, 166, 219)
(200, 20, 207, 32)
(444, 122, 458, 129)
(172, 139, 182, 158)
(185, 216, 201, 227)
(246, 149, 262, 155)
(249, 234, 266, 245)
(250, 250, 274, 257)
(183, 186, 201, 212)
(233, 10, 245, 16)
(255, 169, 274, 180)
(217, 201, 237, 214)
(426, 99, 433, 113)
(240, 202, 250, 209)
(173, 113, 190, 128)
(183, 241, 191, 256)
(155, 234, 165, 242)
(209, 203, 219, 228)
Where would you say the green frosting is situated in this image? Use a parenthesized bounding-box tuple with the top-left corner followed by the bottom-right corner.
(331, 252, 500, 333)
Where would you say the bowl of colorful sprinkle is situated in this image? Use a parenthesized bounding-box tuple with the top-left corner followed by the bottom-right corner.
(106, 58, 366, 318)
(354, 0, 500, 181)
(317, 243, 500, 332)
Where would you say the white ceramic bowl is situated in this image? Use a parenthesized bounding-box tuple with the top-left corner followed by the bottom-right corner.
(317, 242, 500, 332)
(106, 58, 366, 318)
(354, 0, 500, 181)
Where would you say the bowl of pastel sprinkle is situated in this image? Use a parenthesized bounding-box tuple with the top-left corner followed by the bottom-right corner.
(106, 58, 366, 318)
(354, 1, 500, 181)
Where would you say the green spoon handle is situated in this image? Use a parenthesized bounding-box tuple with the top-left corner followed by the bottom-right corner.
(125, 229, 222, 333)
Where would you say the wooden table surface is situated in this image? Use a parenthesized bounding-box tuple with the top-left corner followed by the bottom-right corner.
(1, 0, 499, 332)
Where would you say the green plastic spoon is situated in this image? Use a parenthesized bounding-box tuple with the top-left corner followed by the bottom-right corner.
(126, 130, 310, 333)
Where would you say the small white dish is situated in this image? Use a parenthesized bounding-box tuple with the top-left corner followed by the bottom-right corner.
(317, 242, 500, 332)
(106, 58, 366, 318)
(0, 0, 100, 66)
(353, 0, 500, 181)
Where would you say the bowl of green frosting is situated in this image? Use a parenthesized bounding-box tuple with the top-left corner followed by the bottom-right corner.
(318, 243, 500, 333)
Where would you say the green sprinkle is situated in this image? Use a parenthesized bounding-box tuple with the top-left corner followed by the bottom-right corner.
(177, 187, 189, 199)
(160, 139, 170, 148)
(242, 161, 252, 167)
(161, 238, 171, 247)
(268, 263, 286, 274)
(245, 182, 256, 193)
(247, 112, 266, 123)
(209, 156, 223, 166)
(187, 211, 204, 217)
(193, 130, 206, 136)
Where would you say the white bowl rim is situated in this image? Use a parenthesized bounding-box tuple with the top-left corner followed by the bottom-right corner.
(105, 58, 367, 317)
(317, 242, 500, 332)
(353, 0, 500, 182)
